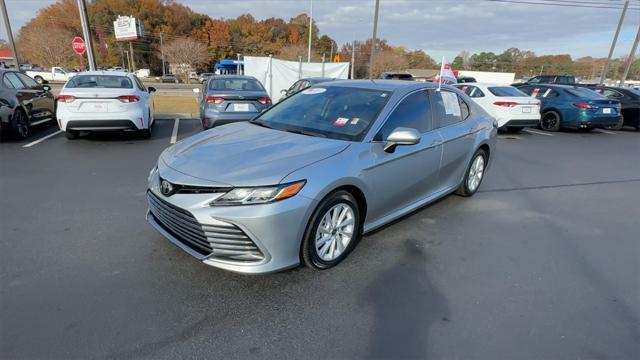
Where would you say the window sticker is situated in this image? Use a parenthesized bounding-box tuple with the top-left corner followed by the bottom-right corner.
(441, 91, 461, 116)
(351, 118, 360, 125)
(301, 88, 326, 95)
(469, 87, 477, 97)
(380, 93, 388, 97)
(531, 88, 540, 97)
(542, 88, 552, 98)
(333, 117, 349, 126)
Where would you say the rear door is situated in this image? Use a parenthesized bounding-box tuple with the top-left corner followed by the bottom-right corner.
(432, 89, 478, 190)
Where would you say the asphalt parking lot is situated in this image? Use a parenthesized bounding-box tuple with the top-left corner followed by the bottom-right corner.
(1, 121, 639, 359)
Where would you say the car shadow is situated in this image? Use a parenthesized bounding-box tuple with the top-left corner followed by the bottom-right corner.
(360, 238, 450, 359)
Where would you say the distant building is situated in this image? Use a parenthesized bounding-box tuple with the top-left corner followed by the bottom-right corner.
(404, 68, 439, 82)
(0, 49, 17, 69)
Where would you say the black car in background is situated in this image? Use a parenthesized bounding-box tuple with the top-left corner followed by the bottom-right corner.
(0, 69, 56, 139)
(379, 72, 414, 80)
(158, 74, 182, 83)
(280, 77, 335, 99)
(513, 74, 576, 87)
(584, 85, 640, 130)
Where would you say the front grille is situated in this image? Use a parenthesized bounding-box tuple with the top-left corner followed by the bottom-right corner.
(147, 191, 264, 262)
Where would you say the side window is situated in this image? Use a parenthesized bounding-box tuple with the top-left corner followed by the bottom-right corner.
(4, 72, 25, 89)
(16, 73, 39, 89)
(458, 96, 470, 120)
(456, 85, 484, 98)
(518, 86, 533, 95)
(432, 90, 463, 128)
(528, 77, 540, 84)
(530, 86, 554, 98)
(54, 68, 65, 74)
(374, 90, 432, 141)
(602, 89, 622, 98)
(3, 74, 15, 89)
(133, 76, 146, 91)
(288, 80, 301, 93)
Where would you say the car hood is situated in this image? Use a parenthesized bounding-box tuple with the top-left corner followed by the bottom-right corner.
(161, 122, 350, 186)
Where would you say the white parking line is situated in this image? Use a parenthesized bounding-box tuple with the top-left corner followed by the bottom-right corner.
(22, 130, 62, 148)
(523, 129, 554, 137)
(593, 129, 617, 135)
(170, 118, 180, 144)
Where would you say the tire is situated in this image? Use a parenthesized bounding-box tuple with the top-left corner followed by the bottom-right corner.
(34, 76, 44, 85)
(540, 111, 561, 132)
(65, 130, 79, 139)
(11, 109, 29, 139)
(456, 148, 488, 197)
(608, 115, 624, 131)
(505, 126, 523, 133)
(301, 190, 362, 270)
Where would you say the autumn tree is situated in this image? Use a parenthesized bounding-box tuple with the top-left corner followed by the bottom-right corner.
(16, 24, 77, 67)
(162, 38, 209, 83)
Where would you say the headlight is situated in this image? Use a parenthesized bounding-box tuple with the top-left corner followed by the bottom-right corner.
(210, 180, 306, 206)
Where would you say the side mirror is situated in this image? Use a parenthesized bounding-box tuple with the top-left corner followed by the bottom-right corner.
(192, 88, 200, 94)
(280, 89, 288, 95)
(148, 86, 156, 93)
(42, 85, 51, 91)
(383, 127, 421, 153)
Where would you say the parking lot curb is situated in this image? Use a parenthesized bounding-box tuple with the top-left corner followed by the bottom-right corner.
(155, 113, 198, 120)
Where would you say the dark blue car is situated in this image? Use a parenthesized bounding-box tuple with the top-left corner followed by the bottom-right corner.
(516, 84, 621, 131)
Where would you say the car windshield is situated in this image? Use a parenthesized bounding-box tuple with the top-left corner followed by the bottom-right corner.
(252, 86, 391, 141)
(66, 75, 133, 88)
(209, 78, 264, 91)
(565, 87, 605, 99)
(488, 86, 527, 97)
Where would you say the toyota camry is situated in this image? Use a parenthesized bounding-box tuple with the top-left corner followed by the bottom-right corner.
(146, 80, 497, 274)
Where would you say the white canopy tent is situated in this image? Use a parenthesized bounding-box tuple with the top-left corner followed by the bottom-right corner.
(244, 56, 350, 103)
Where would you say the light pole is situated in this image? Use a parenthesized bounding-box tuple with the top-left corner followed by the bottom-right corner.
(620, 24, 640, 86)
(0, 0, 19, 68)
(600, 0, 629, 85)
(307, 0, 313, 62)
(351, 40, 356, 79)
(160, 31, 165, 76)
(76, 0, 96, 70)
(369, 0, 380, 79)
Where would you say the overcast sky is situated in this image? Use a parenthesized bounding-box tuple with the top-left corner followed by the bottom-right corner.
(3, 0, 639, 61)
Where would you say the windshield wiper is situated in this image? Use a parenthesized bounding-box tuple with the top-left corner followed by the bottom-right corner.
(249, 119, 273, 129)
(284, 129, 326, 138)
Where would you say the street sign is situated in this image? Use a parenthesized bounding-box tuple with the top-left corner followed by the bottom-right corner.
(72, 37, 86, 55)
(113, 16, 143, 41)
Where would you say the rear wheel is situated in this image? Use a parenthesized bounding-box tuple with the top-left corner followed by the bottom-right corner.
(608, 115, 624, 130)
(540, 111, 560, 132)
(302, 190, 361, 270)
(65, 130, 79, 139)
(34, 76, 44, 85)
(456, 149, 487, 197)
(11, 110, 29, 139)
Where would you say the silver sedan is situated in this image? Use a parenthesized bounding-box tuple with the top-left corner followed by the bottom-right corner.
(147, 80, 497, 274)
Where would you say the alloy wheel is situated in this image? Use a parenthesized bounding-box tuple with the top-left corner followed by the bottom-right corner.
(314, 203, 355, 261)
(467, 155, 485, 192)
(14, 112, 29, 139)
(541, 113, 557, 131)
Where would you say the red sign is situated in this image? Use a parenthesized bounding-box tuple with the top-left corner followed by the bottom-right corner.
(72, 37, 86, 55)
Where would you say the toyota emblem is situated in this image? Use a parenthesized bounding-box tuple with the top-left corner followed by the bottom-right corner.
(160, 180, 174, 196)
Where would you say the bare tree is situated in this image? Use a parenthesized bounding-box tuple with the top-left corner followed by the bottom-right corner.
(370, 49, 409, 78)
(277, 44, 307, 61)
(16, 25, 77, 67)
(162, 38, 209, 83)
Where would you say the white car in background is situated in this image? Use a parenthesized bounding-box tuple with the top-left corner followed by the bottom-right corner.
(454, 83, 540, 132)
(56, 71, 156, 139)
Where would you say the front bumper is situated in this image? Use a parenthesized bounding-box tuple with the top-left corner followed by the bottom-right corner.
(146, 168, 317, 274)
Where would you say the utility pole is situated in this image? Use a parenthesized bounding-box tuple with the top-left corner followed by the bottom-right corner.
(351, 40, 356, 79)
(160, 31, 165, 76)
(0, 0, 18, 68)
(124, 50, 131, 72)
(307, 0, 313, 62)
(77, 0, 96, 70)
(620, 24, 640, 86)
(369, 0, 380, 79)
(129, 41, 136, 71)
(600, 0, 629, 85)
(329, 43, 334, 63)
(322, 53, 325, 77)
(236, 53, 241, 75)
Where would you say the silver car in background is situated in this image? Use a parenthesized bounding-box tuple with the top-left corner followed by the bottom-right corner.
(147, 81, 497, 274)
(198, 75, 271, 129)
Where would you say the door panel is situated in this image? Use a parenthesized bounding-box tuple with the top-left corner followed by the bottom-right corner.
(363, 131, 443, 223)
(437, 119, 478, 189)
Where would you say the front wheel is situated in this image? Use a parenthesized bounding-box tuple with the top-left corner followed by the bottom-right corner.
(302, 191, 361, 270)
(456, 149, 487, 197)
(11, 110, 29, 139)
